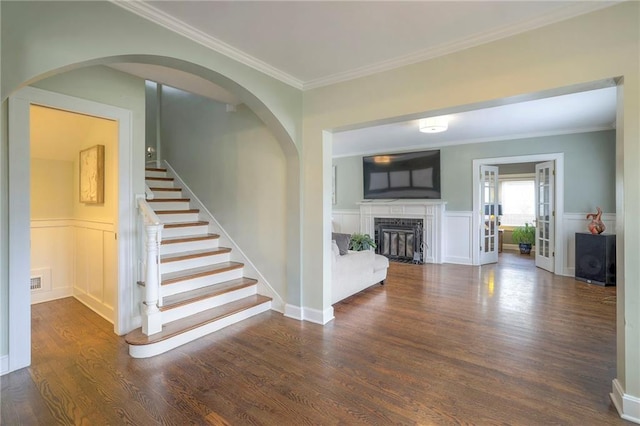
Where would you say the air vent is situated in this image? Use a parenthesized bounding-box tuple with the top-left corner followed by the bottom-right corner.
(30, 276, 42, 291)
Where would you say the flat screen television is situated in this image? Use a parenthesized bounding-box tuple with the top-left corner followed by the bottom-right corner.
(363, 150, 441, 199)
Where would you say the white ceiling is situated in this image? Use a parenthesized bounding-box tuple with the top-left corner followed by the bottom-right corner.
(130, 0, 620, 89)
(333, 86, 617, 157)
(111, 1, 620, 157)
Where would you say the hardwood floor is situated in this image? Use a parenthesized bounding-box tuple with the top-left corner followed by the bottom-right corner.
(2, 253, 628, 425)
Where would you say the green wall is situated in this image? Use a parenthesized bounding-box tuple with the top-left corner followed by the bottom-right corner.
(333, 130, 615, 212)
(160, 87, 288, 299)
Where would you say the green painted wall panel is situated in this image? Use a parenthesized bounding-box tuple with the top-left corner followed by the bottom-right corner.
(334, 130, 615, 213)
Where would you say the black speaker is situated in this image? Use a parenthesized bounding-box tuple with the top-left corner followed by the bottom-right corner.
(575, 232, 616, 286)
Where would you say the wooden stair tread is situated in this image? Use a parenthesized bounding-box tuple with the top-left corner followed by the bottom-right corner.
(160, 278, 258, 311)
(147, 198, 191, 203)
(145, 167, 167, 172)
(161, 247, 231, 263)
(149, 187, 181, 192)
(145, 177, 174, 181)
(161, 234, 219, 245)
(125, 295, 271, 346)
(156, 209, 199, 214)
(162, 261, 244, 285)
(163, 221, 209, 229)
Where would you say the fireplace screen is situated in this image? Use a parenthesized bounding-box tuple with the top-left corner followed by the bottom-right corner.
(374, 218, 424, 263)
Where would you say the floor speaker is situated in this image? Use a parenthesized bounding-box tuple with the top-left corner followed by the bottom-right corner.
(575, 232, 616, 286)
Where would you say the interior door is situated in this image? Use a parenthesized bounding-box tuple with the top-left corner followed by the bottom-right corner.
(479, 165, 499, 265)
(535, 161, 555, 272)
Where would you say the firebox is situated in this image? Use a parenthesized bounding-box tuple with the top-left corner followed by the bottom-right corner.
(374, 218, 424, 263)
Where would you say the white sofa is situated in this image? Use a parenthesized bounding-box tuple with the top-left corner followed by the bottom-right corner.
(331, 241, 389, 304)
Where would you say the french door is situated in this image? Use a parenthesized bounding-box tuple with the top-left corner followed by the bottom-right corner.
(535, 161, 555, 272)
(479, 165, 499, 265)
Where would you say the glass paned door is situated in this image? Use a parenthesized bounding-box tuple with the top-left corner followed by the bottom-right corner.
(535, 161, 555, 272)
(480, 165, 499, 265)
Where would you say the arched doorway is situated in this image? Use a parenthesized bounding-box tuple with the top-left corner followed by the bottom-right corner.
(5, 56, 301, 373)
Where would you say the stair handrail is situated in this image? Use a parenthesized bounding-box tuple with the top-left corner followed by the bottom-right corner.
(145, 184, 154, 200)
(137, 195, 163, 336)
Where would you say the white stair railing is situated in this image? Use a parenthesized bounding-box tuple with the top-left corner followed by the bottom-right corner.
(137, 195, 163, 335)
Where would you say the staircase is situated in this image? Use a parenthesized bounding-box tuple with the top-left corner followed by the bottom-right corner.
(125, 167, 272, 358)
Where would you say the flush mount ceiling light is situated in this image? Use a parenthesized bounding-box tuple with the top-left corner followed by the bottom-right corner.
(419, 116, 448, 133)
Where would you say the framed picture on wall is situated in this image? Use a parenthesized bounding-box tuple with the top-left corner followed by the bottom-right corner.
(79, 144, 105, 204)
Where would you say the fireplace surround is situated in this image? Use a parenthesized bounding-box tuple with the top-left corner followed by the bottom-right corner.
(359, 200, 446, 264)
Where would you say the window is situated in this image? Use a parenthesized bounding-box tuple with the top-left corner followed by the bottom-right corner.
(500, 179, 535, 226)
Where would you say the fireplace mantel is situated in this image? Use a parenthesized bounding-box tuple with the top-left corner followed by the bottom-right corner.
(359, 200, 446, 264)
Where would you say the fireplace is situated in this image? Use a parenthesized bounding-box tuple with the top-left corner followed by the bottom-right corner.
(374, 218, 424, 263)
(359, 200, 446, 264)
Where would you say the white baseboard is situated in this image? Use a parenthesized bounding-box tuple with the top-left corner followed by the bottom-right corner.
(443, 256, 473, 265)
(284, 304, 303, 320)
(303, 306, 334, 325)
(0, 355, 9, 376)
(284, 304, 334, 325)
(31, 288, 73, 305)
(611, 378, 640, 424)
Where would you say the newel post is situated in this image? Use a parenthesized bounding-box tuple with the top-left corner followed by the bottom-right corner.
(142, 223, 163, 335)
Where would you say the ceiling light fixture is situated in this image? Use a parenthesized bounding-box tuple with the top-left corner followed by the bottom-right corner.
(419, 116, 448, 133)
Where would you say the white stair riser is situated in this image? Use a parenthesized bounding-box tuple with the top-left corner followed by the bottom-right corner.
(157, 212, 199, 223)
(161, 252, 231, 274)
(160, 238, 219, 255)
(161, 269, 244, 297)
(145, 170, 167, 178)
(161, 285, 257, 323)
(129, 301, 271, 358)
(151, 190, 183, 199)
(146, 179, 174, 189)
(162, 225, 209, 239)
(148, 200, 190, 211)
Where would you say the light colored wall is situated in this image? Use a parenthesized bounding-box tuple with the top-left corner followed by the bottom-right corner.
(31, 158, 73, 219)
(160, 87, 288, 298)
(333, 130, 615, 213)
(72, 116, 118, 223)
(306, 1, 639, 403)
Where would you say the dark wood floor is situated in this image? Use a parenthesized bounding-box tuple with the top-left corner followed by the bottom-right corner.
(2, 253, 628, 425)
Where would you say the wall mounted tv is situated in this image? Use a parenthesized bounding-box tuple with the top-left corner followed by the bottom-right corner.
(363, 150, 441, 199)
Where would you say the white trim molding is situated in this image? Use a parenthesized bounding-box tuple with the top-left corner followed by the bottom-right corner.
(112, 1, 303, 90)
(8, 86, 135, 374)
(114, 1, 622, 91)
(612, 379, 640, 424)
(284, 304, 334, 325)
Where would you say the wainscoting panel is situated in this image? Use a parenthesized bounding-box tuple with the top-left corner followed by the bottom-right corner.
(562, 213, 616, 277)
(30, 219, 116, 323)
(444, 211, 474, 265)
(30, 220, 74, 304)
(331, 210, 360, 235)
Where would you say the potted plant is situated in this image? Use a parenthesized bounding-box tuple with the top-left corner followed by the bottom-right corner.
(349, 233, 377, 251)
(512, 223, 536, 255)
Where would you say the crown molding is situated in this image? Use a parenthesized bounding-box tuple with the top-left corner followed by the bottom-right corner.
(113, 0, 620, 92)
(303, 1, 623, 90)
(112, 1, 304, 90)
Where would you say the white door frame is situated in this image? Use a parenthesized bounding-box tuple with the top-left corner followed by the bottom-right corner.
(472, 153, 564, 273)
(8, 86, 135, 373)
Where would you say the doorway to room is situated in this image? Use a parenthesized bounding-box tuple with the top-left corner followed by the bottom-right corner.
(8, 86, 134, 373)
(29, 105, 119, 321)
(472, 153, 564, 272)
